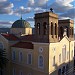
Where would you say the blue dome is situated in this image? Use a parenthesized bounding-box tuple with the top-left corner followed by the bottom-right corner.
(12, 18, 31, 28)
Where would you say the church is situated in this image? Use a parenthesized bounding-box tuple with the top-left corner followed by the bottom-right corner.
(0, 10, 74, 75)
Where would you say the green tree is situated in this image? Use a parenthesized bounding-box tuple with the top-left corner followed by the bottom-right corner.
(0, 48, 8, 75)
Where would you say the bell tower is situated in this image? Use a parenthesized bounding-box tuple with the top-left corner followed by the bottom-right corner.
(58, 19, 74, 40)
(34, 11, 58, 43)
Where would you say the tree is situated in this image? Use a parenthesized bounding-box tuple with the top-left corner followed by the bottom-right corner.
(0, 48, 8, 75)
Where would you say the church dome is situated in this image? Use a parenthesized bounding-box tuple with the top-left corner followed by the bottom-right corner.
(12, 18, 31, 28)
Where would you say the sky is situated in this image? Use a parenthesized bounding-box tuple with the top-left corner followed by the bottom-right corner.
(0, 0, 75, 28)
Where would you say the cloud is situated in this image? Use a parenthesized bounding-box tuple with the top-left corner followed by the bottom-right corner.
(34, 7, 46, 13)
(0, 0, 14, 14)
(0, 0, 7, 2)
(28, 0, 34, 7)
(26, 17, 34, 21)
(28, 0, 48, 7)
(13, 6, 32, 16)
(50, 0, 74, 13)
(60, 7, 75, 19)
(0, 21, 13, 28)
(0, 21, 13, 24)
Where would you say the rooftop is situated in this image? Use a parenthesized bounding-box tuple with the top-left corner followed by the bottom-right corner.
(11, 42, 33, 49)
(12, 18, 31, 28)
(1, 33, 19, 41)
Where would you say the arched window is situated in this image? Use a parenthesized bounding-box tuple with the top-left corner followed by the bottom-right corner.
(59, 54, 61, 63)
(55, 23, 57, 38)
(62, 45, 66, 61)
(71, 50, 73, 58)
(0, 42, 4, 49)
(58, 69, 61, 75)
(66, 64, 69, 72)
(60, 26, 63, 37)
(51, 22, 53, 35)
(43, 22, 47, 35)
(12, 51, 16, 61)
(19, 52, 23, 62)
(62, 66, 66, 74)
(27, 53, 32, 65)
(38, 55, 44, 68)
(65, 26, 69, 37)
(13, 68, 16, 75)
(70, 27, 71, 36)
(37, 23, 40, 35)
(20, 71, 23, 75)
(53, 56, 55, 66)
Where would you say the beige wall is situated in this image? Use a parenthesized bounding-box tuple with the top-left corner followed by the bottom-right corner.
(0, 34, 73, 75)
(11, 43, 49, 75)
(49, 36, 74, 75)
(0, 34, 11, 75)
(10, 36, 74, 75)
(10, 28, 32, 37)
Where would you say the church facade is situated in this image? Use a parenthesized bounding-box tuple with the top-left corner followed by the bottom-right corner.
(0, 11, 74, 75)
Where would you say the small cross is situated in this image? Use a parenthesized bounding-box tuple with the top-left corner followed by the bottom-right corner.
(50, 8, 53, 12)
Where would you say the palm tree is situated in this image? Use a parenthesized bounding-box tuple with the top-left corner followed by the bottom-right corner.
(0, 48, 8, 75)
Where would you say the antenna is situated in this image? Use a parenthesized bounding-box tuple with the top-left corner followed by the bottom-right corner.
(20, 9, 22, 20)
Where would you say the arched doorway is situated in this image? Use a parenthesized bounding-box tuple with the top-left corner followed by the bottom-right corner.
(62, 66, 66, 75)
(60, 26, 63, 38)
(58, 69, 62, 75)
(66, 64, 69, 74)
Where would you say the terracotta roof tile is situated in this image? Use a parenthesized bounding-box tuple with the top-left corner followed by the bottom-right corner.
(1, 34, 19, 41)
(11, 42, 33, 49)
(20, 35, 34, 42)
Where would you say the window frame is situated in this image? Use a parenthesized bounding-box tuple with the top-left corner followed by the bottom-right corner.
(27, 53, 32, 65)
(71, 50, 73, 59)
(62, 45, 66, 62)
(19, 71, 23, 75)
(19, 51, 23, 62)
(53, 56, 55, 66)
(12, 50, 16, 61)
(13, 68, 16, 75)
(0, 42, 4, 50)
(59, 54, 61, 63)
(38, 55, 44, 69)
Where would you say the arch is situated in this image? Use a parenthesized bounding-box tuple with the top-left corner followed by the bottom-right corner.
(66, 64, 69, 72)
(27, 53, 32, 65)
(38, 55, 44, 68)
(62, 45, 66, 61)
(65, 26, 69, 37)
(62, 66, 66, 75)
(53, 56, 55, 66)
(43, 22, 47, 35)
(55, 23, 57, 35)
(19, 52, 23, 62)
(70, 27, 71, 36)
(12, 50, 16, 61)
(58, 69, 62, 75)
(37, 23, 40, 35)
(60, 26, 63, 37)
(51, 22, 53, 35)
(0, 42, 4, 49)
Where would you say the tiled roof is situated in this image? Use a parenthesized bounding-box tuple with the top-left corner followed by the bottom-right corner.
(12, 19, 31, 28)
(1, 34, 19, 41)
(20, 35, 34, 42)
(11, 42, 33, 49)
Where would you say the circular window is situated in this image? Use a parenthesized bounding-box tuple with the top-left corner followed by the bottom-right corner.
(39, 47, 43, 53)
